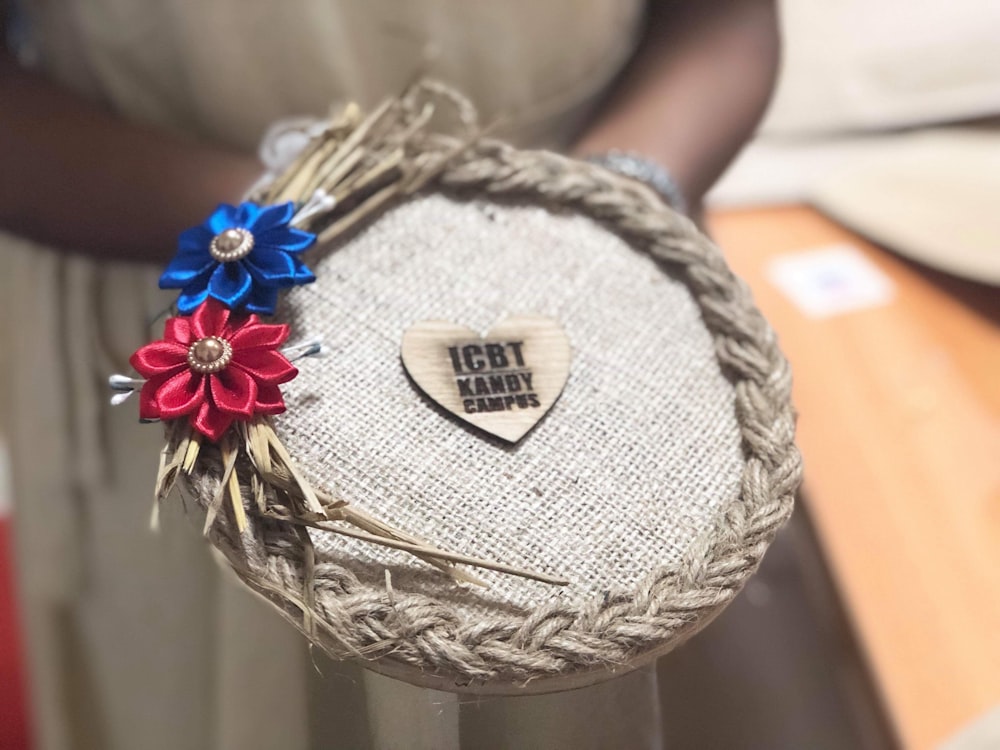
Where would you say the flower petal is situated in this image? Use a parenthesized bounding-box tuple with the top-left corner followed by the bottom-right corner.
(191, 400, 234, 442)
(156, 369, 206, 419)
(207, 203, 240, 233)
(247, 202, 294, 233)
(244, 285, 279, 315)
(177, 225, 214, 252)
(163, 316, 193, 345)
(138, 379, 163, 419)
(231, 349, 297, 385)
(291, 257, 316, 284)
(228, 321, 290, 352)
(210, 366, 258, 417)
(257, 226, 316, 253)
(236, 201, 264, 227)
(191, 298, 231, 339)
(129, 341, 188, 377)
(227, 311, 259, 338)
(177, 284, 210, 314)
(254, 383, 287, 415)
(159, 249, 215, 287)
(244, 248, 297, 284)
(207, 262, 253, 309)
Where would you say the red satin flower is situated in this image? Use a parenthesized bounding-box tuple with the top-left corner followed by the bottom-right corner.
(129, 298, 298, 441)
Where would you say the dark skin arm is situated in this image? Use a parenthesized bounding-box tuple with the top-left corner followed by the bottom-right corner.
(0, 54, 259, 262)
(574, 0, 781, 223)
(0, 0, 778, 260)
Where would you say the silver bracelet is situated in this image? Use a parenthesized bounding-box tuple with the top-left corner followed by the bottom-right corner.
(584, 150, 688, 215)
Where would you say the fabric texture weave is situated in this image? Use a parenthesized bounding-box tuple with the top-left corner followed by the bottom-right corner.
(278, 194, 745, 611)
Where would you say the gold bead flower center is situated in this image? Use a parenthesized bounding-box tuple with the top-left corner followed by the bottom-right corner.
(187, 336, 233, 374)
(209, 227, 254, 262)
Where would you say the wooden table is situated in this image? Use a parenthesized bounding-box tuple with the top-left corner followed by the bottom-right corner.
(709, 206, 1000, 750)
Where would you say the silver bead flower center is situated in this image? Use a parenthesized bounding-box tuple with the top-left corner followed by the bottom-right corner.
(209, 227, 254, 262)
(187, 336, 233, 374)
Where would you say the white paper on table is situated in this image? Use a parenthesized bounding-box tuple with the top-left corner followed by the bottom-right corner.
(766, 244, 895, 319)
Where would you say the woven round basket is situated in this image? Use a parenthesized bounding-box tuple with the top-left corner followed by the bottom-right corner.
(183, 133, 800, 695)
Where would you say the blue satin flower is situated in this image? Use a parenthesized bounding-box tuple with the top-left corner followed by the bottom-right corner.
(159, 201, 317, 315)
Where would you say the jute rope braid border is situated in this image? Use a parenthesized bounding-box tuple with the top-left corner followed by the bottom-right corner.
(184, 135, 801, 689)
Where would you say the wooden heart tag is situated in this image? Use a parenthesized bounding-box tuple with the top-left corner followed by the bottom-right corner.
(401, 316, 571, 443)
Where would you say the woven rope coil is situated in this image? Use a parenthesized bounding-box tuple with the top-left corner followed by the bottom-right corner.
(185, 134, 801, 690)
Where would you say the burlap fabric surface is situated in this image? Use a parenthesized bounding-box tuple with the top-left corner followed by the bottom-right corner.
(281, 193, 744, 608)
(191, 146, 801, 693)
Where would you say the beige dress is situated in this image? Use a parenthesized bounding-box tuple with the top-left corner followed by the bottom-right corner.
(1, 2, 646, 748)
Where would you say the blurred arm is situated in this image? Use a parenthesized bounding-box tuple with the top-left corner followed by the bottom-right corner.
(0, 0, 778, 259)
(0, 52, 259, 262)
(573, 0, 781, 220)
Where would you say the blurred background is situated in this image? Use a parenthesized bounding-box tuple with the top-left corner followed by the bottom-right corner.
(1, 0, 998, 748)
(689, 2, 1000, 748)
